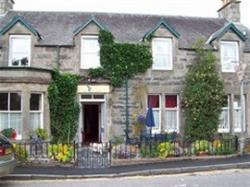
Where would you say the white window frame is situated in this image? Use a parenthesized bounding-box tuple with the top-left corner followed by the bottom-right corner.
(220, 41, 239, 73)
(0, 92, 22, 139)
(9, 35, 31, 67)
(152, 37, 173, 70)
(233, 95, 246, 133)
(218, 96, 230, 133)
(147, 94, 161, 134)
(80, 35, 100, 69)
(164, 95, 179, 133)
(29, 93, 44, 130)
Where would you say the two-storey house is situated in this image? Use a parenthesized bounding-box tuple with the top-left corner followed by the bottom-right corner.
(0, 0, 250, 143)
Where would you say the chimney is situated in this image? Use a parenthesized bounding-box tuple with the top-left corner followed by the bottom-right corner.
(0, 0, 14, 15)
(218, 0, 241, 22)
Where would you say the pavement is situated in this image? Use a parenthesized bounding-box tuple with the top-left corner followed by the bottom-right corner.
(2, 154, 250, 180)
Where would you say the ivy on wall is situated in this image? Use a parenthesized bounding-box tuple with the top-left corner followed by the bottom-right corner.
(183, 40, 225, 140)
(48, 70, 80, 143)
(88, 30, 153, 87)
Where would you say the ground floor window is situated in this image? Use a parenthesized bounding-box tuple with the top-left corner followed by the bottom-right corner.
(219, 95, 230, 133)
(147, 95, 161, 134)
(164, 95, 179, 132)
(233, 95, 246, 132)
(29, 93, 43, 131)
(0, 92, 22, 139)
(147, 94, 179, 134)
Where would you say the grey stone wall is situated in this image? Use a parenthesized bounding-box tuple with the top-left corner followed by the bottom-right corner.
(218, 0, 241, 22)
(1, 21, 250, 140)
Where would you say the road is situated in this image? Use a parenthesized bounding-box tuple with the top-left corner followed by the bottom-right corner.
(1, 169, 250, 187)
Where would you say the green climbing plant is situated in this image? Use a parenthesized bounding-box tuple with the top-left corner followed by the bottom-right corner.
(48, 70, 80, 143)
(88, 30, 153, 87)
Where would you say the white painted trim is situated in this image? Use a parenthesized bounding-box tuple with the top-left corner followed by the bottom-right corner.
(8, 35, 31, 67)
(220, 41, 239, 73)
(147, 94, 161, 134)
(152, 37, 173, 71)
(164, 95, 179, 133)
(80, 35, 100, 69)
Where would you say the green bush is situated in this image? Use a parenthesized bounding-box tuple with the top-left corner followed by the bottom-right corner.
(183, 40, 225, 140)
(1, 128, 17, 139)
(212, 139, 235, 155)
(35, 128, 49, 140)
(13, 144, 28, 161)
(158, 142, 175, 158)
(48, 144, 74, 163)
(193, 140, 210, 155)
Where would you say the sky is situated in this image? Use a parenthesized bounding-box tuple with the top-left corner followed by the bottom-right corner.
(13, 0, 250, 27)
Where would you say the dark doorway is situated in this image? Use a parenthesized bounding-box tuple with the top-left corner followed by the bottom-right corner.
(82, 104, 100, 143)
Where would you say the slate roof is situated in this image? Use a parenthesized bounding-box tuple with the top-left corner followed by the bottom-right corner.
(0, 10, 249, 51)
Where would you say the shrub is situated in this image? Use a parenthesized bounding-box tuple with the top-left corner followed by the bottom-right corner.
(212, 139, 235, 155)
(158, 142, 175, 158)
(193, 140, 210, 155)
(13, 144, 28, 161)
(48, 144, 74, 163)
(183, 40, 225, 140)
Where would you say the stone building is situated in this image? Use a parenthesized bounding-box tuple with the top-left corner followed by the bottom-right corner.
(0, 0, 249, 142)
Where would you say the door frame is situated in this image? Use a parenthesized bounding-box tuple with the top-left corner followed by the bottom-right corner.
(79, 94, 106, 143)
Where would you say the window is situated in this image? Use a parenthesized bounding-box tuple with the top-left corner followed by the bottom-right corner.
(147, 95, 161, 134)
(29, 93, 43, 131)
(220, 41, 239, 72)
(233, 95, 246, 132)
(164, 95, 179, 132)
(218, 96, 230, 133)
(0, 92, 22, 139)
(9, 35, 31, 66)
(152, 38, 173, 70)
(81, 36, 100, 69)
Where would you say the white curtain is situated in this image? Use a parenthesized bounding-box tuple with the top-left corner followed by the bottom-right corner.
(152, 110, 160, 133)
(0, 113, 8, 131)
(165, 110, 177, 131)
(29, 112, 41, 131)
(234, 108, 241, 129)
(219, 108, 229, 130)
(9, 113, 22, 135)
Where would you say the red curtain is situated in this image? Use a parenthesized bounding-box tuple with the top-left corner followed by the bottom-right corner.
(165, 95, 177, 108)
(148, 95, 159, 108)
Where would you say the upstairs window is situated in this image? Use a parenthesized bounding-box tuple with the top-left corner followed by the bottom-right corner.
(9, 35, 31, 67)
(81, 35, 100, 69)
(152, 38, 173, 70)
(220, 41, 239, 72)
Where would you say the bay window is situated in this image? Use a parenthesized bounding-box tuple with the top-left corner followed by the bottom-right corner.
(220, 41, 239, 72)
(147, 95, 161, 134)
(164, 95, 179, 132)
(29, 93, 43, 131)
(152, 38, 173, 70)
(81, 35, 100, 69)
(9, 35, 31, 66)
(0, 92, 22, 139)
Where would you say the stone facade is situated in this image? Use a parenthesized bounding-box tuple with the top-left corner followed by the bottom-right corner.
(0, 1, 250, 141)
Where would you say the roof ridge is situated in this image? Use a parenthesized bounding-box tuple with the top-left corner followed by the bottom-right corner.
(10, 10, 224, 20)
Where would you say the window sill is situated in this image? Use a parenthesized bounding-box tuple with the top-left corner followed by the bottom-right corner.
(218, 129, 230, 133)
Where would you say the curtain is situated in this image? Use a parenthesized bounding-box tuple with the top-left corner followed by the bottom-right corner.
(165, 95, 177, 108)
(148, 95, 159, 108)
(0, 113, 8, 131)
(219, 108, 229, 130)
(165, 110, 177, 130)
(9, 113, 22, 135)
(29, 113, 41, 131)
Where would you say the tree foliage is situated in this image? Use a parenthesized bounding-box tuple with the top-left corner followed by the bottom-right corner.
(48, 70, 80, 143)
(88, 30, 153, 86)
(183, 40, 225, 140)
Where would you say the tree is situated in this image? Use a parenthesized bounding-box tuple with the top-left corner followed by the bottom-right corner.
(183, 40, 225, 140)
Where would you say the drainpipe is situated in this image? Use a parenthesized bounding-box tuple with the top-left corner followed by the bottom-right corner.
(125, 76, 129, 144)
(56, 45, 60, 69)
